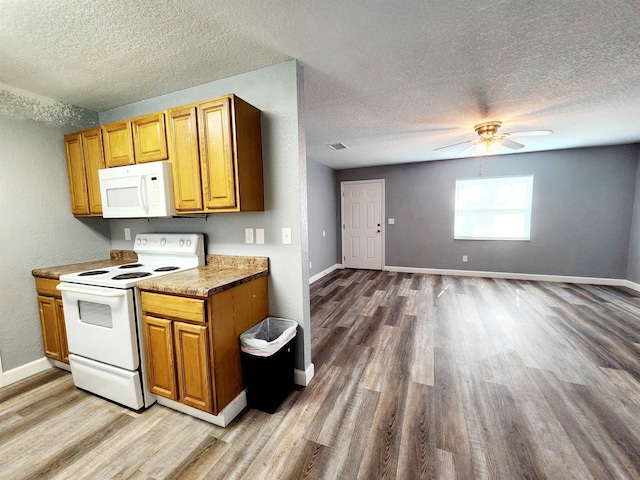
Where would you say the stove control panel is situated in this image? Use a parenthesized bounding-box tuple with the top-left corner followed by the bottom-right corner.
(134, 233, 204, 258)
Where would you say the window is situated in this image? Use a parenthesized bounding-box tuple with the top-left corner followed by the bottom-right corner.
(454, 175, 534, 240)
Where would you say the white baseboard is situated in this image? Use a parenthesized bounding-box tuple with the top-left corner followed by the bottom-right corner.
(621, 280, 640, 293)
(309, 264, 343, 284)
(157, 390, 247, 427)
(383, 265, 628, 287)
(294, 363, 315, 386)
(1, 357, 53, 388)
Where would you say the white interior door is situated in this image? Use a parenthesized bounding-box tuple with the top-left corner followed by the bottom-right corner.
(342, 180, 384, 270)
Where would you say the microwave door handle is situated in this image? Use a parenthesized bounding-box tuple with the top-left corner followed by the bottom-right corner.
(138, 176, 148, 211)
(56, 284, 127, 297)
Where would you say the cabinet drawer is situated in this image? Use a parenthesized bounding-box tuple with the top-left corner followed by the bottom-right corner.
(141, 292, 205, 323)
(35, 277, 61, 297)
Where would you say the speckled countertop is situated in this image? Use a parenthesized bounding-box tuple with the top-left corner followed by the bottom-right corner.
(31, 250, 138, 279)
(136, 254, 269, 298)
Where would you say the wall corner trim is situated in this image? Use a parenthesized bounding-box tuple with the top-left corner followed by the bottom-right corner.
(294, 363, 315, 386)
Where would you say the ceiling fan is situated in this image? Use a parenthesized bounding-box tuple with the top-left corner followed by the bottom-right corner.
(434, 121, 553, 157)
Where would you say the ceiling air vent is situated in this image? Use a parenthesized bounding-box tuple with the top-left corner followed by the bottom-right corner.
(327, 142, 348, 150)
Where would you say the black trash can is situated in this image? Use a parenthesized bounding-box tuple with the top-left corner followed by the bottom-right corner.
(240, 317, 297, 414)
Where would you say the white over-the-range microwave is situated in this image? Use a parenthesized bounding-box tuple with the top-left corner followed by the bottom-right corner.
(99, 161, 175, 218)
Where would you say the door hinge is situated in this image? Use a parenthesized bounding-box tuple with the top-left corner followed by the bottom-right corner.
(342, 224, 345, 229)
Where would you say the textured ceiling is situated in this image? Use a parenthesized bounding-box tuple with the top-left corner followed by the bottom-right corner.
(2, 0, 640, 169)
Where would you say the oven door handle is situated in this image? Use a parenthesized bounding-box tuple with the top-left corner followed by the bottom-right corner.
(56, 284, 127, 297)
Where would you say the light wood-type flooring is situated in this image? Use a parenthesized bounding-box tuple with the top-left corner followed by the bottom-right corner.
(3, 269, 640, 479)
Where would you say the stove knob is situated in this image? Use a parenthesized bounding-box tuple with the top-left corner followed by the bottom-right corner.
(160, 237, 166, 247)
(186, 239, 192, 247)
(142, 239, 147, 246)
(179, 239, 185, 247)
(136, 238, 142, 246)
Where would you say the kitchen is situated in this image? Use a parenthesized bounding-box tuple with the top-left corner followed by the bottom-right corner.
(0, 61, 315, 392)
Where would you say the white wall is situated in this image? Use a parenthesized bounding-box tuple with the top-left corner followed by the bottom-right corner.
(0, 90, 110, 373)
(100, 61, 312, 372)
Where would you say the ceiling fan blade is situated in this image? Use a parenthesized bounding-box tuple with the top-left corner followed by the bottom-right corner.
(500, 138, 525, 150)
(505, 130, 553, 137)
(434, 139, 473, 151)
(456, 142, 478, 157)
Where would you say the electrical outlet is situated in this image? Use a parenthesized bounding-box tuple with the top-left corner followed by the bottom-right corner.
(282, 227, 292, 245)
(462, 255, 468, 263)
(310, 261, 313, 269)
(256, 228, 265, 244)
(124, 227, 131, 241)
(322, 230, 326, 237)
(245, 228, 254, 244)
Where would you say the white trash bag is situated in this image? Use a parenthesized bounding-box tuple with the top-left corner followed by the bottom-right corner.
(240, 317, 297, 357)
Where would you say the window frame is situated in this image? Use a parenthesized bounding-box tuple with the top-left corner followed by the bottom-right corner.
(454, 174, 534, 241)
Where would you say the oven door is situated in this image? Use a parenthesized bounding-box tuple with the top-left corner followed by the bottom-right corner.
(57, 283, 139, 370)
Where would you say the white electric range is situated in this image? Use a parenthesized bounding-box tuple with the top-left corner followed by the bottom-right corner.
(57, 233, 204, 410)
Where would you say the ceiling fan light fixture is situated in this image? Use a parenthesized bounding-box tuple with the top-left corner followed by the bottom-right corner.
(474, 137, 502, 155)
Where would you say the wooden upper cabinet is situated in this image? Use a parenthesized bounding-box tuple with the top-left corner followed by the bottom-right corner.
(167, 94, 264, 214)
(81, 128, 105, 214)
(63, 133, 90, 215)
(61, 94, 263, 217)
(229, 95, 264, 212)
(132, 112, 169, 163)
(167, 106, 204, 211)
(199, 97, 236, 210)
(102, 121, 135, 167)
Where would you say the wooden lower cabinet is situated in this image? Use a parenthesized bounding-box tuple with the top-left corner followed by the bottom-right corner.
(143, 316, 178, 400)
(174, 322, 212, 412)
(35, 277, 69, 364)
(141, 276, 269, 415)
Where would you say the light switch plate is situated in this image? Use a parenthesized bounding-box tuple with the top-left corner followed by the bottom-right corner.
(282, 227, 292, 245)
(388, 218, 395, 224)
(256, 228, 265, 244)
(245, 228, 254, 244)
(124, 227, 131, 241)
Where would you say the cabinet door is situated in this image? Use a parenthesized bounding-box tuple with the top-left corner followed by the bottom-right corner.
(167, 106, 204, 211)
(55, 299, 69, 364)
(37, 296, 62, 361)
(81, 128, 105, 214)
(198, 98, 237, 210)
(133, 113, 168, 163)
(102, 121, 135, 167)
(143, 315, 178, 400)
(174, 322, 214, 413)
(63, 133, 90, 215)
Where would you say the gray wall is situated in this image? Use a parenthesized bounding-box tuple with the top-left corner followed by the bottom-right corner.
(336, 145, 639, 279)
(0, 94, 110, 371)
(626, 149, 640, 282)
(307, 158, 339, 277)
(100, 61, 312, 371)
